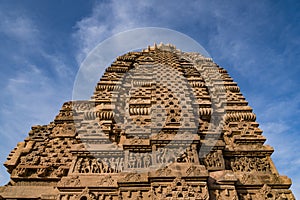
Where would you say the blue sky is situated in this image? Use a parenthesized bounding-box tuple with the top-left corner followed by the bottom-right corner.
(0, 0, 299, 197)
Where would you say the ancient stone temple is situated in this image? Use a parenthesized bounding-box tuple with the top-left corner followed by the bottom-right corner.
(0, 44, 295, 199)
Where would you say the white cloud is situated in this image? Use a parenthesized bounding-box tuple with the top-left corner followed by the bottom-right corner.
(40, 51, 75, 81)
(0, 9, 75, 80)
(260, 122, 289, 136)
(73, 1, 134, 62)
(1, 16, 36, 39)
(72, 0, 208, 63)
(0, 10, 74, 186)
(0, 12, 39, 44)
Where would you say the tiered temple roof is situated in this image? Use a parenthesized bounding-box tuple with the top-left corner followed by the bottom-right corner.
(0, 44, 295, 199)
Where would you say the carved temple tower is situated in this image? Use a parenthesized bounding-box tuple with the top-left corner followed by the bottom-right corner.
(0, 44, 295, 199)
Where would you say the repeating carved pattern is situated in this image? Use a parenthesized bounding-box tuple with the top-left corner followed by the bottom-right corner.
(231, 156, 271, 173)
(149, 177, 209, 200)
(252, 184, 295, 200)
(127, 152, 152, 169)
(155, 146, 196, 164)
(0, 43, 295, 199)
(74, 157, 125, 173)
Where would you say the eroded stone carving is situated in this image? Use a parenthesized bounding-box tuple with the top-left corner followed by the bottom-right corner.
(74, 157, 124, 173)
(231, 156, 271, 173)
(204, 150, 225, 170)
(0, 44, 295, 199)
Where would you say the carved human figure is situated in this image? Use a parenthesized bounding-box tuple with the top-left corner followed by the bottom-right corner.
(37, 167, 47, 177)
(102, 158, 109, 173)
(53, 166, 64, 177)
(98, 175, 114, 186)
(16, 167, 26, 177)
(118, 190, 123, 200)
(60, 195, 69, 200)
(178, 146, 184, 154)
(20, 156, 27, 164)
(81, 158, 91, 173)
(109, 158, 117, 173)
(91, 159, 100, 173)
(188, 185, 194, 194)
(74, 158, 83, 173)
(156, 185, 163, 198)
(69, 195, 79, 200)
(165, 148, 172, 163)
(156, 148, 163, 164)
(96, 158, 103, 173)
(167, 148, 177, 163)
(25, 153, 34, 163)
(118, 157, 124, 172)
(129, 153, 136, 168)
(115, 157, 120, 172)
(143, 153, 151, 168)
(231, 158, 240, 172)
(245, 193, 251, 200)
(216, 153, 222, 167)
(38, 145, 45, 153)
(136, 153, 142, 168)
(177, 149, 188, 162)
(160, 148, 169, 164)
(242, 157, 250, 172)
(166, 184, 172, 194)
(147, 187, 156, 200)
(187, 147, 194, 163)
(261, 157, 270, 172)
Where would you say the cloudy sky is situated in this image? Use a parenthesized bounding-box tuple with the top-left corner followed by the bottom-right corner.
(0, 0, 299, 197)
